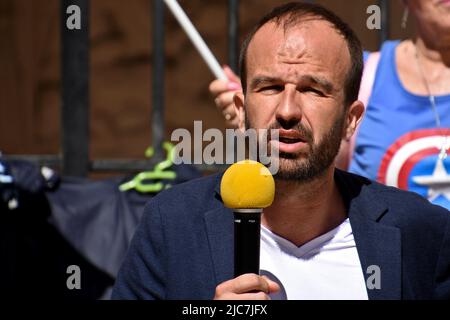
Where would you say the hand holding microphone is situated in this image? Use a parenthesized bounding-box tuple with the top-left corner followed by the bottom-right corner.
(215, 160, 280, 300)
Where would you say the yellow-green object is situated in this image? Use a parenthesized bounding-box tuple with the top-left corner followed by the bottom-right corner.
(119, 142, 177, 193)
(220, 160, 275, 209)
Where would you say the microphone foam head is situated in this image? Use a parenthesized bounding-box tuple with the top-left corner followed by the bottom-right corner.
(220, 160, 275, 209)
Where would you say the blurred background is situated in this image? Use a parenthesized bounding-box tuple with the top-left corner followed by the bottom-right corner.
(0, 0, 415, 176)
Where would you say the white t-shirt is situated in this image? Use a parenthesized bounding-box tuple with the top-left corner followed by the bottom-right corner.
(260, 218, 368, 300)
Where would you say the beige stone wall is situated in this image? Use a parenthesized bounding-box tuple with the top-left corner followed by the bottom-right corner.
(0, 0, 414, 163)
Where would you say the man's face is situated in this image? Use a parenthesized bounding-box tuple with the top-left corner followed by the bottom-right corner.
(239, 19, 352, 182)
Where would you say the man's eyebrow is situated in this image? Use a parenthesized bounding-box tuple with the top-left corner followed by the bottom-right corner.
(249, 75, 334, 92)
(249, 76, 280, 89)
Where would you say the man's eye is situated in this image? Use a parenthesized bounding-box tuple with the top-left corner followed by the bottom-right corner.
(259, 85, 283, 93)
(303, 87, 324, 96)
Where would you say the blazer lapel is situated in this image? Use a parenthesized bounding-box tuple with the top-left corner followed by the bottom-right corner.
(340, 171, 402, 300)
(350, 212, 402, 300)
(204, 205, 234, 285)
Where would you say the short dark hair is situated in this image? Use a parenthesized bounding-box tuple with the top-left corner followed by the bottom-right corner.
(239, 2, 363, 107)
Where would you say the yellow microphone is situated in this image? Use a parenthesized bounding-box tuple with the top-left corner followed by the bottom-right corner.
(220, 160, 275, 276)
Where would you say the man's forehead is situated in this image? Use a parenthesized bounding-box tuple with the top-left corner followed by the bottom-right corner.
(247, 19, 350, 74)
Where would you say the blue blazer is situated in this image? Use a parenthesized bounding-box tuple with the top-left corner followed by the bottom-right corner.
(112, 169, 450, 300)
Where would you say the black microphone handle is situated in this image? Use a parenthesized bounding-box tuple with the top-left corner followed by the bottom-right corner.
(234, 209, 262, 277)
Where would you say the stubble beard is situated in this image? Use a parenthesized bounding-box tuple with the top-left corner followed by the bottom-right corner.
(245, 109, 345, 183)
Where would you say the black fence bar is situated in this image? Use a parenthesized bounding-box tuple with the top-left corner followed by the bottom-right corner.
(92, 161, 228, 173)
(379, 0, 389, 45)
(3, 155, 62, 168)
(91, 159, 157, 171)
(61, 0, 90, 177)
(3, 154, 229, 173)
(228, 0, 239, 73)
(3, 155, 155, 172)
(152, 0, 165, 163)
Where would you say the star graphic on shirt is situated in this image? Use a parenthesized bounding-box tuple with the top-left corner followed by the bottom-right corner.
(413, 157, 450, 202)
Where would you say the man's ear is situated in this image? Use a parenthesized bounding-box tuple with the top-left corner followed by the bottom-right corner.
(344, 100, 365, 141)
(233, 91, 246, 132)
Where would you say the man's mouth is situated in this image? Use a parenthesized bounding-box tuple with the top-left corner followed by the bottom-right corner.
(273, 130, 309, 153)
(278, 129, 308, 143)
(279, 136, 303, 144)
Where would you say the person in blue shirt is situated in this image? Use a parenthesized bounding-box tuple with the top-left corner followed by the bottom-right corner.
(210, 0, 450, 209)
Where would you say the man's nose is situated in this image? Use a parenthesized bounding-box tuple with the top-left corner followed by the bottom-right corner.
(275, 86, 302, 129)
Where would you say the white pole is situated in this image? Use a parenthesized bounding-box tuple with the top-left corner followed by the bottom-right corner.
(164, 0, 228, 80)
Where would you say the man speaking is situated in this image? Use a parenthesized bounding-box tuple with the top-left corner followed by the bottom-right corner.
(112, 2, 450, 300)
